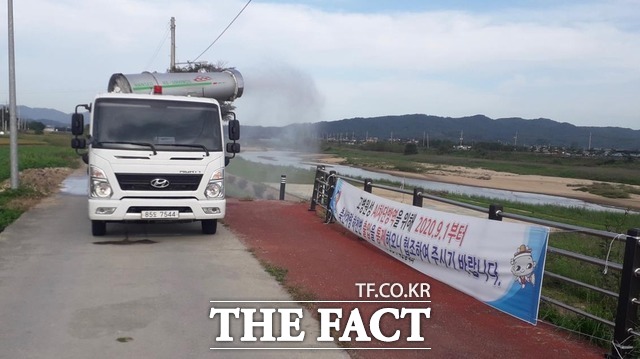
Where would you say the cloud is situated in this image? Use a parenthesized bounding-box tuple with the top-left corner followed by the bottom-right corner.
(0, 0, 638, 128)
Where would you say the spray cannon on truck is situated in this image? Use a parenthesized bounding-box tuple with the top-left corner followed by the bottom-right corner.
(70, 70, 244, 236)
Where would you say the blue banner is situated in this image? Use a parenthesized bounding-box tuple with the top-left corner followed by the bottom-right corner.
(330, 179, 549, 325)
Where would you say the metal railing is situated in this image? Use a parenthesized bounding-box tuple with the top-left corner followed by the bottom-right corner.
(308, 165, 640, 359)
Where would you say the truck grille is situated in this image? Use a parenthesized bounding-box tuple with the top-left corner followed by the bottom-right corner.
(115, 173, 203, 191)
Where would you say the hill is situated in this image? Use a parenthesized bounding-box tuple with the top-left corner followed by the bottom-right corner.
(9, 106, 639, 150)
(17, 105, 69, 128)
(243, 114, 640, 150)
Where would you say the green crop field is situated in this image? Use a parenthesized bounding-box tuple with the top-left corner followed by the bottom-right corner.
(0, 132, 80, 232)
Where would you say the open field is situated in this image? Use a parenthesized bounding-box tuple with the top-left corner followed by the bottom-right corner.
(318, 146, 640, 211)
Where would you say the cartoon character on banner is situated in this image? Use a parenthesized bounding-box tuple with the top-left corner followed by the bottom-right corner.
(510, 244, 536, 288)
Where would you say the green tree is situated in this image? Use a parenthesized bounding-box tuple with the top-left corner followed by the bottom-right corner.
(28, 121, 46, 135)
(404, 142, 418, 155)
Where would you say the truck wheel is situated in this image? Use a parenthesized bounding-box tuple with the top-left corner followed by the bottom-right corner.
(201, 219, 217, 235)
(92, 220, 107, 236)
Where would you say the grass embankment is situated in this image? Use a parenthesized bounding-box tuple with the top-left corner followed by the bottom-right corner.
(0, 133, 80, 232)
(434, 191, 637, 347)
(225, 156, 315, 199)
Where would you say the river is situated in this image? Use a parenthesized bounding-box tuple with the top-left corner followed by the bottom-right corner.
(238, 150, 633, 213)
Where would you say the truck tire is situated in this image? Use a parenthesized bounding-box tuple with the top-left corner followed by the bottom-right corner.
(92, 220, 107, 236)
(201, 219, 217, 235)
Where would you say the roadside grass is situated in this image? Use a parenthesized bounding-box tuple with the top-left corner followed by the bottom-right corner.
(263, 262, 288, 283)
(0, 132, 79, 232)
(263, 262, 317, 301)
(0, 188, 41, 232)
(248, 249, 318, 304)
(224, 156, 315, 200)
(540, 232, 624, 347)
(226, 156, 315, 184)
(226, 174, 279, 200)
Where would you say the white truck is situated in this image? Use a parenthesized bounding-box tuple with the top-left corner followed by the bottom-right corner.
(70, 70, 243, 236)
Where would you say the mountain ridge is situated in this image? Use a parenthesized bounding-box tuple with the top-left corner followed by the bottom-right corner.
(11, 106, 639, 150)
(243, 114, 639, 150)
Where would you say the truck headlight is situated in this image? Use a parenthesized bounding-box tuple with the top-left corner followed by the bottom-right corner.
(90, 165, 113, 198)
(92, 180, 113, 198)
(205, 182, 223, 198)
(204, 169, 224, 199)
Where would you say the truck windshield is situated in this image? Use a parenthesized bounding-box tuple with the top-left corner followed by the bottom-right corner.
(92, 98, 222, 152)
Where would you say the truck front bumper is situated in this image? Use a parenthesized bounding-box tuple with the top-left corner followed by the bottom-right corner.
(88, 197, 226, 221)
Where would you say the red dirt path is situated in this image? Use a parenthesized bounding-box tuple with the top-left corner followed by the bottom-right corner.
(225, 199, 606, 359)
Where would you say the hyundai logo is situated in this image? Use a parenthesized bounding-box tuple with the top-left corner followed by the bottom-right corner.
(150, 178, 170, 189)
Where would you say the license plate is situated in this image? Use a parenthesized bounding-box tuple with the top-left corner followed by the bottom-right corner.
(141, 210, 179, 219)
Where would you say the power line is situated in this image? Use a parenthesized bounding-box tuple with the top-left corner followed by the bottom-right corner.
(192, 0, 252, 62)
(144, 20, 171, 70)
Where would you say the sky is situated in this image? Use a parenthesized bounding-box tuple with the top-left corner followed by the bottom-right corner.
(0, 0, 639, 129)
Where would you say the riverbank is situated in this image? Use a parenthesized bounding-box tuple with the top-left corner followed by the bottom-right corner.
(312, 154, 640, 211)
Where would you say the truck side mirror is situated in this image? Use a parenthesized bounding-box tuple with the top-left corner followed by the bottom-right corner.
(228, 119, 240, 141)
(226, 142, 241, 154)
(71, 113, 84, 136)
(71, 137, 86, 149)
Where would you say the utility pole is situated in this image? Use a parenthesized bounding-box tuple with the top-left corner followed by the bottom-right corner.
(170, 17, 176, 71)
(8, 0, 19, 189)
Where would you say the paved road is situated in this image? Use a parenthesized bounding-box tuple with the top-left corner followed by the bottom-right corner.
(0, 174, 347, 358)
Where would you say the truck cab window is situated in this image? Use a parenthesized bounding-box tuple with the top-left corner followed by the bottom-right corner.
(93, 99, 222, 151)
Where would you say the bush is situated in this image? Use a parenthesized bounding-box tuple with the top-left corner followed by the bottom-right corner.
(404, 143, 418, 155)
